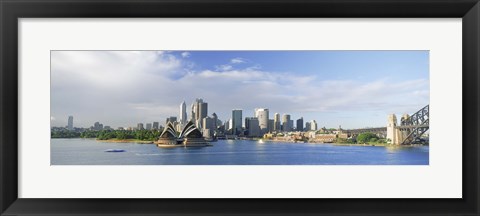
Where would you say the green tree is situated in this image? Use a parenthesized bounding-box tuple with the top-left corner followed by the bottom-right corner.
(356, 132, 378, 143)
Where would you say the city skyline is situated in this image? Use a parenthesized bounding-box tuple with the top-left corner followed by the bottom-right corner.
(51, 50, 429, 128)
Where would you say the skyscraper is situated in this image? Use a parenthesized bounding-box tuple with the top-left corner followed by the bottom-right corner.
(310, 120, 318, 131)
(137, 123, 144, 130)
(282, 114, 291, 132)
(232, 109, 242, 135)
(224, 119, 231, 132)
(190, 103, 196, 122)
(192, 98, 208, 129)
(153, 122, 159, 130)
(245, 117, 260, 137)
(146, 123, 152, 130)
(305, 122, 311, 131)
(274, 113, 281, 131)
(179, 101, 187, 125)
(166, 116, 177, 124)
(212, 113, 218, 130)
(203, 116, 215, 131)
(268, 119, 274, 133)
(296, 117, 304, 131)
(254, 108, 269, 135)
(67, 116, 73, 131)
(202, 115, 213, 135)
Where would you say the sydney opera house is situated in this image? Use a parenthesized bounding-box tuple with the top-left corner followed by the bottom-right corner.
(156, 121, 209, 147)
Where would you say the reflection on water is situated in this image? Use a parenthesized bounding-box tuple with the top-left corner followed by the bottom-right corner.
(51, 138, 429, 165)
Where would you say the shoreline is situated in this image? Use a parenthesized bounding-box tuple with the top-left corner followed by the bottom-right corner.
(53, 137, 427, 147)
(96, 139, 154, 144)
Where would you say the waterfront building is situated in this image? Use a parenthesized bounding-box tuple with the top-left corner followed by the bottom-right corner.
(245, 117, 260, 137)
(179, 101, 187, 125)
(153, 122, 159, 130)
(282, 114, 291, 132)
(268, 119, 274, 133)
(310, 120, 318, 131)
(203, 128, 212, 138)
(274, 113, 281, 131)
(232, 109, 242, 135)
(166, 116, 177, 124)
(146, 123, 152, 130)
(254, 108, 269, 135)
(203, 116, 215, 132)
(156, 121, 209, 147)
(289, 120, 294, 131)
(305, 122, 311, 131)
(137, 123, 144, 130)
(296, 117, 304, 131)
(67, 116, 73, 131)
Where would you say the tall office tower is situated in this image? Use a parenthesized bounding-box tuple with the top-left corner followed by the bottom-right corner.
(190, 103, 196, 122)
(274, 113, 281, 131)
(268, 119, 274, 133)
(245, 117, 260, 137)
(224, 119, 231, 133)
(152, 122, 159, 130)
(194, 98, 207, 121)
(245, 117, 252, 130)
(212, 113, 218, 129)
(67, 116, 73, 131)
(289, 120, 294, 131)
(202, 116, 215, 131)
(254, 108, 269, 135)
(166, 116, 177, 124)
(179, 101, 187, 125)
(305, 122, 311, 131)
(137, 123, 144, 130)
(232, 109, 242, 135)
(146, 123, 152, 130)
(282, 114, 291, 132)
(199, 102, 208, 120)
(310, 120, 318, 131)
(192, 98, 208, 129)
(296, 117, 304, 131)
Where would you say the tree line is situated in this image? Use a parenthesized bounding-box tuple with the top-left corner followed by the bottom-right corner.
(52, 129, 162, 141)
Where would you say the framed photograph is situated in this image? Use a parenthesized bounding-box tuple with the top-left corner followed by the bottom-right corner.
(1, 0, 479, 215)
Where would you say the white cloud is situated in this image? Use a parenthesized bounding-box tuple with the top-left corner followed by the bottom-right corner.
(51, 51, 429, 129)
(230, 57, 246, 64)
(215, 64, 233, 71)
(181, 52, 191, 58)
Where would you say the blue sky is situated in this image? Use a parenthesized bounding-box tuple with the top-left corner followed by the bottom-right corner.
(51, 50, 429, 129)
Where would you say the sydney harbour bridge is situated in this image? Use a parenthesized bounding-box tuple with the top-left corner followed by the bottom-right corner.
(342, 105, 429, 145)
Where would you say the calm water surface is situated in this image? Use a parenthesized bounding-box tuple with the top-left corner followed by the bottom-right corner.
(51, 138, 429, 165)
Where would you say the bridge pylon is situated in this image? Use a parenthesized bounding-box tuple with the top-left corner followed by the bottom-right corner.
(386, 105, 429, 145)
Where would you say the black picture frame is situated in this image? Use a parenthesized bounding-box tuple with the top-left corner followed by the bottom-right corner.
(1, 0, 479, 215)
